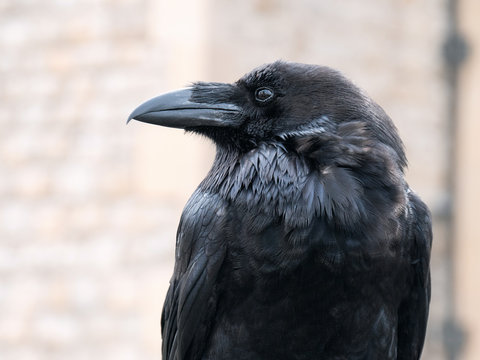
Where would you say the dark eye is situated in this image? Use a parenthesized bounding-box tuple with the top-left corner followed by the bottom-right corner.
(255, 87, 274, 102)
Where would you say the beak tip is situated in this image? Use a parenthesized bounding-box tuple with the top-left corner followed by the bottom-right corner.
(127, 110, 139, 124)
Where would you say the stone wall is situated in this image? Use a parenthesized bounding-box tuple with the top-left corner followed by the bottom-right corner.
(0, 0, 468, 359)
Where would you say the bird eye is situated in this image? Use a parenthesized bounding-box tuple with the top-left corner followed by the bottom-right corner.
(255, 87, 274, 102)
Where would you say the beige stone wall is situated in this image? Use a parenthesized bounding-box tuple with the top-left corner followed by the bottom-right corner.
(455, 0, 480, 359)
(1, 0, 477, 359)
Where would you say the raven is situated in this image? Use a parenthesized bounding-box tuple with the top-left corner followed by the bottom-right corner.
(128, 61, 432, 360)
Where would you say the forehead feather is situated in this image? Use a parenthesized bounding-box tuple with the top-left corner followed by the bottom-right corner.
(237, 62, 288, 88)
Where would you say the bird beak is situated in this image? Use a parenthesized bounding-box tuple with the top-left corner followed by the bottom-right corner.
(127, 87, 241, 129)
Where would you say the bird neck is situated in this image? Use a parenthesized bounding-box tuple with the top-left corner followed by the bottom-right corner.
(199, 135, 406, 232)
(200, 142, 305, 220)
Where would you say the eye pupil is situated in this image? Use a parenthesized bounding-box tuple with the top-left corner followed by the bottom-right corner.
(255, 87, 274, 102)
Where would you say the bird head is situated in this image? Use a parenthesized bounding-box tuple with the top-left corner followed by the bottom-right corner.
(128, 61, 406, 168)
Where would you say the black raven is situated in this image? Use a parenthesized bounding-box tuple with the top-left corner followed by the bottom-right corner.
(128, 61, 432, 360)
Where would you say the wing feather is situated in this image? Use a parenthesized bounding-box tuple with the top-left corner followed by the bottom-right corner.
(161, 191, 228, 360)
(397, 191, 432, 359)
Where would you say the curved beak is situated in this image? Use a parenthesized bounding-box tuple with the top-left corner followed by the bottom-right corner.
(127, 87, 241, 129)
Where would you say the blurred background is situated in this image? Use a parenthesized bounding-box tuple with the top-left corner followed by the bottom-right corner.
(1, 0, 479, 359)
